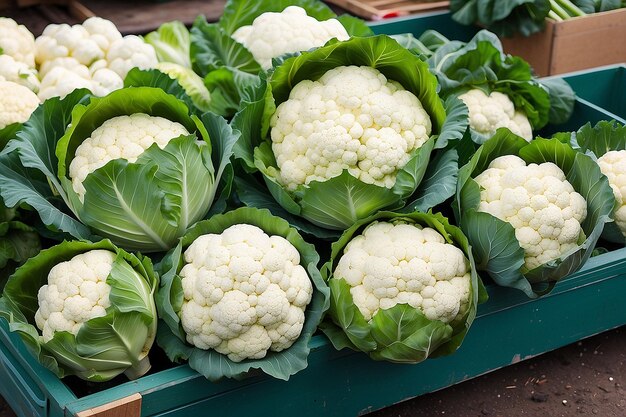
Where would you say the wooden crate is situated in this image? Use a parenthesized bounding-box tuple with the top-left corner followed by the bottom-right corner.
(501, 8, 626, 76)
(325, 0, 450, 20)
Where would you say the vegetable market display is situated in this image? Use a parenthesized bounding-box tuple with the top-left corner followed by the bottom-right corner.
(0, 1, 625, 415)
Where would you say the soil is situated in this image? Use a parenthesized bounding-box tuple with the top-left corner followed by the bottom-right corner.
(1, 327, 624, 417)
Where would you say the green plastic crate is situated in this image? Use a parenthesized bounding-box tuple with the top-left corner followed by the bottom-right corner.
(1, 246, 625, 417)
(559, 64, 626, 124)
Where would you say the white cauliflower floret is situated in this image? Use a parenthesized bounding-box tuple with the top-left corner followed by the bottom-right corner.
(459, 89, 533, 141)
(334, 221, 471, 323)
(597, 150, 626, 237)
(38, 64, 93, 101)
(0, 17, 36, 67)
(68, 113, 189, 200)
(34, 250, 116, 342)
(475, 155, 587, 270)
(271, 65, 432, 191)
(106, 35, 158, 79)
(231, 6, 349, 70)
(0, 81, 40, 129)
(178, 224, 313, 362)
(0, 55, 40, 93)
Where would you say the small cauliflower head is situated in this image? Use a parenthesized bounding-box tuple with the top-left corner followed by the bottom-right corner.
(597, 150, 626, 237)
(106, 35, 158, 79)
(271, 65, 432, 191)
(0, 17, 36, 67)
(459, 89, 533, 141)
(68, 113, 190, 200)
(179, 224, 313, 362)
(34, 250, 115, 342)
(35, 17, 122, 67)
(475, 155, 587, 270)
(231, 6, 349, 70)
(0, 81, 40, 129)
(334, 221, 471, 323)
(0, 55, 40, 93)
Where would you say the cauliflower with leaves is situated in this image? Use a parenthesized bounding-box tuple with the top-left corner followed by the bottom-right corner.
(156, 207, 329, 381)
(0, 240, 159, 382)
(322, 211, 483, 364)
(335, 221, 470, 323)
(0, 55, 40, 93)
(179, 223, 313, 362)
(231, 6, 349, 70)
(459, 89, 532, 141)
(474, 155, 587, 270)
(271, 65, 432, 191)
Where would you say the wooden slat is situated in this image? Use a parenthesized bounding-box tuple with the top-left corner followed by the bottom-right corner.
(76, 393, 142, 417)
(326, 0, 449, 19)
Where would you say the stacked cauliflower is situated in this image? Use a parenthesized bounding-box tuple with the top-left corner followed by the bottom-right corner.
(597, 150, 626, 237)
(0, 18, 40, 128)
(459, 89, 533, 141)
(270, 65, 432, 191)
(232, 6, 349, 70)
(68, 113, 190, 200)
(0, 16, 157, 105)
(334, 221, 471, 323)
(34, 250, 115, 342)
(474, 155, 587, 270)
(178, 224, 313, 362)
(35, 17, 157, 100)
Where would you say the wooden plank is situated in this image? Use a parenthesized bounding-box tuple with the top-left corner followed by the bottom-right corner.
(326, 0, 449, 19)
(75, 393, 141, 417)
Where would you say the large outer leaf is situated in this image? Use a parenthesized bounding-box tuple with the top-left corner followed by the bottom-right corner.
(0, 90, 93, 240)
(143, 21, 192, 68)
(455, 131, 614, 297)
(54, 87, 236, 252)
(321, 210, 485, 363)
(450, 0, 550, 38)
(0, 239, 158, 381)
(156, 207, 330, 381)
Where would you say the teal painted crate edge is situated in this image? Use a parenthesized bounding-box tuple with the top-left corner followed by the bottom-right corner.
(2, 246, 625, 417)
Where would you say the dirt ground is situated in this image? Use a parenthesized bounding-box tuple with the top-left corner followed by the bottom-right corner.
(1, 326, 624, 417)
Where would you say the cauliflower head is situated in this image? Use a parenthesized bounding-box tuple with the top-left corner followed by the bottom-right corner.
(0, 81, 40, 129)
(459, 89, 533, 141)
(0, 17, 36, 67)
(106, 35, 158, 79)
(0, 55, 40, 93)
(231, 6, 349, 70)
(35, 17, 122, 67)
(178, 224, 314, 362)
(68, 113, 190, 200)
(270, 65, 432, 191)
(474, 155, 587, 270)
(597, 150, 626, 237)
(334, 221, 471, 323)
(34, 250, 115, 342)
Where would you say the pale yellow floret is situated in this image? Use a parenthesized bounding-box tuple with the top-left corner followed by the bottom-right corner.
(0, 81, 40, 129)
